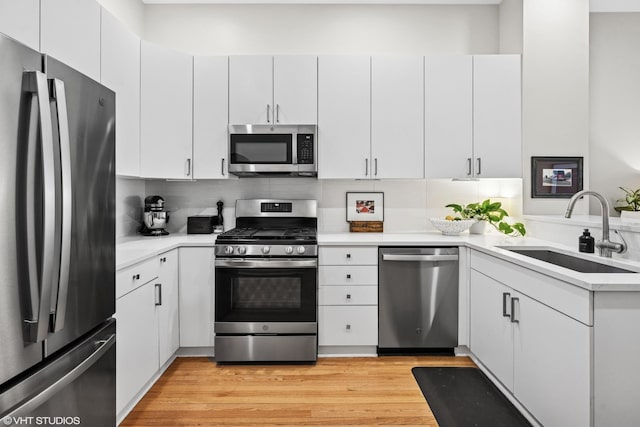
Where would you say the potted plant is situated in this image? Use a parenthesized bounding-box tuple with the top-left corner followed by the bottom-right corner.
(445, 199, 526, 236)
(615, 186, 640, 222)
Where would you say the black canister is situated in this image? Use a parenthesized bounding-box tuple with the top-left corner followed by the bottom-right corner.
(579, 229, 595, 253)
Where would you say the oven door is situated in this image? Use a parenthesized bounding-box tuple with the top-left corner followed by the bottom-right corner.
(214, 258, 317, 334)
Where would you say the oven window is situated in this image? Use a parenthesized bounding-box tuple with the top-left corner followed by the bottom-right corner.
(216, 267, 316, 323)
(230, 134, 292, 164)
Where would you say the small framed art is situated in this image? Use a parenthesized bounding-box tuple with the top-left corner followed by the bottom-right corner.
(531, 156, 584, 198)
(346, 192, 384, 222)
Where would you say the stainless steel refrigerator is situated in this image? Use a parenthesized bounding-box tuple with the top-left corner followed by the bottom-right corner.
(0, 33, 116, 426)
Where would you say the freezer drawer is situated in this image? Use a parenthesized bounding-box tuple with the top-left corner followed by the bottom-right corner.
(378, 247, 459, 351)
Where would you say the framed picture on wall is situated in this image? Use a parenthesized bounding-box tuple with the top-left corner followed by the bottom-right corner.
(531, 156, 584, 198)
(346, 192, 384, 222)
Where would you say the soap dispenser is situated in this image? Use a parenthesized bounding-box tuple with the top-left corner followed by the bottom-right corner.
(579, 229, 595, 253)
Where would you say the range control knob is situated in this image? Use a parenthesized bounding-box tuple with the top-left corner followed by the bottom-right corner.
(237, 246, 247, 255)
(284, 246, 294, 255)
(261, 246, 271, 254)
(224, 246, 234, 255)
(296, 246, 306, 254)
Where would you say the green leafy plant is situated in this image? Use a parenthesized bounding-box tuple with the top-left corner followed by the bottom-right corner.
(614, 187, 640, 212)
(445, 199, 526, 237)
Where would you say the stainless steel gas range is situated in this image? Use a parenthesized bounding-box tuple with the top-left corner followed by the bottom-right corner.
(214, 199, 318, 363)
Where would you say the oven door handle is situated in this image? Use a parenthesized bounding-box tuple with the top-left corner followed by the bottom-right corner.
(215, 258, 317, 269)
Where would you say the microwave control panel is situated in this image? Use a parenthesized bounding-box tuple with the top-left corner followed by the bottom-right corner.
(297, 134, 315, 164)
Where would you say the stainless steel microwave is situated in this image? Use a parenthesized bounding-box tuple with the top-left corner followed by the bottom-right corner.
(228, 124, 317, 177)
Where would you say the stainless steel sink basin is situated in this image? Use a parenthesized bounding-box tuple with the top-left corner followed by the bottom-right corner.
(499, 248, 637, 274)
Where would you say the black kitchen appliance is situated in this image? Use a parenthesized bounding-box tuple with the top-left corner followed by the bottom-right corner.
(140, 195, 169, 236)
(214, 199, 318, 363)
(187, 216, 216, 234)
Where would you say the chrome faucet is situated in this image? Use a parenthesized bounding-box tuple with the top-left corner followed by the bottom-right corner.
(565, 190, 627, 258)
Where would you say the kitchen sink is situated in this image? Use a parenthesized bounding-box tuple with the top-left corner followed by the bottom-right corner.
(498, 247, 638, 274)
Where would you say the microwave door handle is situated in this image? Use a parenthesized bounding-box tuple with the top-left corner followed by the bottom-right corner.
(22, 71, 56, 343)
(50, 78, 72, 333)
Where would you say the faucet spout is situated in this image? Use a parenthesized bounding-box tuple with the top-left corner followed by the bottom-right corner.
(565, 190, 626, 257)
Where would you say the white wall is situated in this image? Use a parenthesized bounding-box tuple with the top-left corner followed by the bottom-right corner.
(522, 0, 590, 215)
(116, 177, 146, 240)
(499, 0, 523, 54)
(589, 13, 640, 214)
(143, 4, 499, 54)
(95, 0, 145, 36)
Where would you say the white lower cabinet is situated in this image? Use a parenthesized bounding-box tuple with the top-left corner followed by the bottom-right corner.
(318, 246, 378, 350)
(115, 250, 179, 420)
(179, 247, 215, 347)
(469, 253, 591, 427)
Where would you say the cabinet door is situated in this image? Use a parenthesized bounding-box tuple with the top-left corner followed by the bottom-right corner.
(0, 0, 39, 50)
(273, 55, 317, 124)
(40, 0, 101, 81)
(140, 41, 193, 179)
(157, 250, 179, 366)
(318, 56, 371, 179)
(193, 56, 229, 179)
(513, 292, 590, 427)
(424, 55, 473, 179)
(371, 55, 424, 179)
(472, 55, 522, 178)
(101, 10, 141, 177)
(229, 55, 273, 124)
(115, 282, 159, 415)
(179, 247, 215, 347)
(469, 269, 514, 391)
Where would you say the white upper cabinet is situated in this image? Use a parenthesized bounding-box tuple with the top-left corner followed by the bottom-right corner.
(229, 55, 317, 124)
(0, 0, 39, 50)
(318, 55, 371, 179)
(371, 55, 424, 179)
(193, 56, 229, 179)
(425, 54, 521, 179)
(473, 55, 522, 178)
(273, 55, 317, 124)
(101, 10, 141, 177)
(140, 41, 193, 179)
(425, 55, 473, 179)
(41, 0, 101, 81)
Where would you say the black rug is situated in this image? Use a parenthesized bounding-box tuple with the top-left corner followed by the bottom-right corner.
(412, 367, 532, 427)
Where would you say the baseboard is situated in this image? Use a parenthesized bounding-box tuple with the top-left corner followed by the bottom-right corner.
(319, 345, 377, 357)
(176, 346, 215, 357)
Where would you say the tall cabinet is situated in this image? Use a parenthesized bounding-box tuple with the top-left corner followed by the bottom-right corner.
(425, 55, 521, 179)
(229, 55, 317, 125)
(140, 41, 193, 179)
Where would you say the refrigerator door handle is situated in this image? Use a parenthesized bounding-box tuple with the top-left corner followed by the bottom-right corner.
(22, 71, 56, 343)
(3, 333, 115, 419)
(49, 78, 72, 333)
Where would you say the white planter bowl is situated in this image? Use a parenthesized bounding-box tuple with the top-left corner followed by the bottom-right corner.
(620, 210, 640, 224)
(429, 217, 477, 236)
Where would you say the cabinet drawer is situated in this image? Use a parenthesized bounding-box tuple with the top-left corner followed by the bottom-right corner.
(319, 266, 377, 286)
(319, 246, 378, 265)
(116, 257, 159, 299)
(319, 306, 378, 346)
(319, 285, 378, 305)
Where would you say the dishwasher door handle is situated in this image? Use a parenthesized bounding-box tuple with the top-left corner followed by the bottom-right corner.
(381, 254, 458, 262)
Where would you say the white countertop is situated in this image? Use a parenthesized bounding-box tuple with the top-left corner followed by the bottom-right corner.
(117, 231, 640, 291)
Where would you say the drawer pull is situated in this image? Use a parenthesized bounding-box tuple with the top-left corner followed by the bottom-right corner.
(346, 294, 352, 300)
(346, 274, 351, 279)
(133, 274, 140, 280)
(346, 253, 351, 259)
(345, 324, 351, 330)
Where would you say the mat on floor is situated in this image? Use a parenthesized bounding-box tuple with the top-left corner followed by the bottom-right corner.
(412, 367, 532, 427)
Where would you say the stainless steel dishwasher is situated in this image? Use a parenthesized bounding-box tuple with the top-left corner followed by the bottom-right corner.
(378, 247, 459, 354)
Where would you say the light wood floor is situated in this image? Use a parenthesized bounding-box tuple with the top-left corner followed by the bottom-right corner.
(121, 355, 475, 426)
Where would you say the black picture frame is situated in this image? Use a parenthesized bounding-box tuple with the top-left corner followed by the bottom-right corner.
(531, 156, 584, 198)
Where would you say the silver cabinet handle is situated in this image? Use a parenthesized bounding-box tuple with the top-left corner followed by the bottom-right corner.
(221, 158, 225, 176)
(510, 297, 519, 323)
(22, 71, 56, 344)
(476, 157, 482, 175)
(365, 158, 369, 177)
(381, 254, 458, 262)
(467, 157, 472, 176)
(374, 158, 378, 176)
(267, 104, 271, 123)
(502, 292, 511, 318)
(155, 283, 162, 306)
(276, 104, 280, 123)
(185, 158, 192, 176)
(50, 78, 73, 333)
